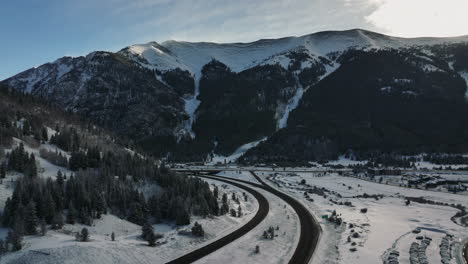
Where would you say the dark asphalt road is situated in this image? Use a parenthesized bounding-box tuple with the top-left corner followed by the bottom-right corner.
(249, 171, 321, 264)
(165, 174, 270, 264)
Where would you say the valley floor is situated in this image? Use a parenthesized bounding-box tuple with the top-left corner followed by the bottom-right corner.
(259, 171, 468, 264)
(2, 135, 468, 264)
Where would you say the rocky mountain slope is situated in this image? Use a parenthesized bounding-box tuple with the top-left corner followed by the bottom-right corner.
(3, 29, 468, 163)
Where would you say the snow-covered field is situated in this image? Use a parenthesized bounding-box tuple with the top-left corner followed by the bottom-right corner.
(262, 172, 468, 264)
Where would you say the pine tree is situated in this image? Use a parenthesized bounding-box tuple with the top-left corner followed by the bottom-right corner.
(0, 162, 6, 179)
(237, 205, 242, 217)
(268, 226, 275, 239)
(141, 221, 154, 241)
(176, 206, 190, 226)
(43, 192, 56, 224)
(41, 127, 48, 142)
(25, 153, 37, 177)
(147, 231, 156, 247)
(111, 232, 115, 241)
(210, 195, 220, 216)
(148, 196, 162, 223)
(128, 202, 145, 225)
(7, 229, 22, 251)
(219, 193, 229, 215)
(24, 201, 38, 235)
(95, 195, 106, 218)
(13, 209, 25, 237)
(40, 220, 47, 236)
(0, 238, 5, 255)
(230, 208, 237, 217)
(51, 213, 64, 230)
(56, 170, 64, 186)
(81, 228, 89, 242)
(67, 202, 77, 224)
(220, 200, 229, 215)
(191, 222, 204, 237)
(213, 186, 219, 199)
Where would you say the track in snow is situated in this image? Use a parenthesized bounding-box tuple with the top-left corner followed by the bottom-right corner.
(165, 174, 269, 264)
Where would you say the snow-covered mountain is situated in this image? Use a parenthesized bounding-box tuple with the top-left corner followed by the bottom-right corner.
(4, 29, 468, 162)
(120, 29, 468, 74)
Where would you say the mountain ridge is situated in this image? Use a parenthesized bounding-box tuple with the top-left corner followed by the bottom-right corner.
(3, 29, 468, 163)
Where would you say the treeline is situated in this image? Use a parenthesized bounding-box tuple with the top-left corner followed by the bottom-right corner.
(2, 151, 220, 225)
(423, 153, 468, 165)
(0, 83, 136, 160)
(5, 143, 37, 177)
(39, 148, 68, 167)
(242, 48, 468, 164)
(0, 83, 225, 254)
(365, 154, 417, 168)
(1, 153, 220, 251)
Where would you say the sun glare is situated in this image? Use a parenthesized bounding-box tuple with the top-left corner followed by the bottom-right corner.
(366, 0, 468, 38)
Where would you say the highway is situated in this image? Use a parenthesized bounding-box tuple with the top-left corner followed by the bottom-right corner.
(165, 174, 269, 264)
(169, 170, 322, 264)
(249, 171, 321, 264)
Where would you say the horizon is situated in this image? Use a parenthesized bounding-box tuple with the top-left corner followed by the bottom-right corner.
(2, 0, 468, 79)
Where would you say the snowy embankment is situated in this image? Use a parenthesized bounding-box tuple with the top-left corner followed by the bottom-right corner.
(0, 179, 258, 264)
(460, 71, 468, 100)
(262, 172, 468, 264)
(277, 76, 304, 130)
(182, 73, 202, 139)
(194, 181, 300, 264)
(216, 171, 260, 184)
(209, 137, 267, 164)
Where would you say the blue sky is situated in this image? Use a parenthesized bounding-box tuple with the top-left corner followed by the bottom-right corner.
(2, 0, 468, 80)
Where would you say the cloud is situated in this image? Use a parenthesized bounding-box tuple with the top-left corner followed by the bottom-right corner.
(115, 0, 381, 43)
(365, 0, 468, 37)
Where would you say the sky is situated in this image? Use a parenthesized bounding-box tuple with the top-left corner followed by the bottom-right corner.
(1, 0, 468, 80)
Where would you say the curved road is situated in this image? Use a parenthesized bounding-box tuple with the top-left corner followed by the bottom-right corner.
(166, 175, 270, 264)
(194, 171, 321, 264)
(169, 171, 321, 264)
(248, 171, 321, 264)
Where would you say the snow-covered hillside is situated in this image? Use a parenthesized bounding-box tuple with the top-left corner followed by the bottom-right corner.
(0, 177, 259, 264)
